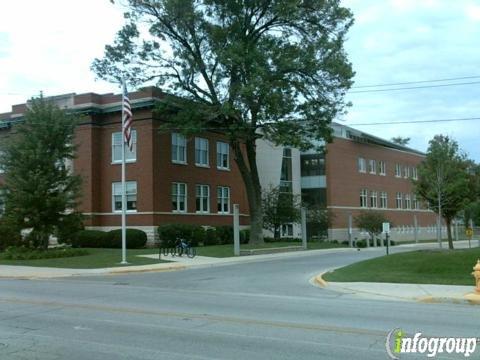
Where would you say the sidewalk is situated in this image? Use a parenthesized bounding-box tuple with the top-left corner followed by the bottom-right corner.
(0, 247, 355, 279)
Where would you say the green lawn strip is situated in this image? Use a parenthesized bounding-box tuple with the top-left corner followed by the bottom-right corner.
(323, 248, 480, 286)
(195, 241, 347, 258)
(0, 248, 168, 269)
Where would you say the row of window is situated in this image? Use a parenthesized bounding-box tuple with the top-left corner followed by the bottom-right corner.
(357, 158, 417, 179)
(360, 190, 420, 210)
(112, 181, 231, 214)
(112, 131, 230, 170)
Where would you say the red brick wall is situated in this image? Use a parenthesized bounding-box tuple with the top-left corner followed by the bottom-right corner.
(325, 137, 437, 229)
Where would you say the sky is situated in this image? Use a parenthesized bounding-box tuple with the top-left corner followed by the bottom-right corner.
(0, 0, 479, 161)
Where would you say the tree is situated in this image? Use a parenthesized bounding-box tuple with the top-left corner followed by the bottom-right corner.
(413, 135, 472, 250)
(0, 96, 82, 249)
(306, 204, 334, 240)
(354, 211, 389, 245)
(262, 186, 301, 240)
(92, 0, 354, 244)
(391, 137, 410, 146)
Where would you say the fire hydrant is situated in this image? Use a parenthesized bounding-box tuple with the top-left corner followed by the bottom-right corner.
(472, 260, 480, 293)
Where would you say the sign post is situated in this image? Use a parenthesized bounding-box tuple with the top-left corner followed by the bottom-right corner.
(466, 227, 473, 249)
(383, 222, 390, 256)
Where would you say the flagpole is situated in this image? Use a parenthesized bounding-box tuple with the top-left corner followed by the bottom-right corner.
(121, 81, 128, 264)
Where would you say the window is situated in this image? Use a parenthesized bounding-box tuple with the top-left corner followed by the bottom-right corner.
(396, 192, 403, 209)
(405, 194, 411, 209)
(380, 191, 388, 208)
(0, 189, 5, 216)
(112, 130, 137, 163)
(413, 194, 419, 210)
(281, 224, 294, 237)
(360, 189, 368, 208)
(300, 154, 325, 176)
(404, 166, 410, 178)
(172, 133, 187, 164)
(195, 137, 209, 167)
(379, 161, 386, 176)
(172, 183, 187, 212)
(280, 148, 293, 193)
(370, 191, 377, 208)
(412, 167, 418, 180)
(195, 184, 210, 213)
(217, 186, 230, 213)
(358, 157, 366, 173)
(368, 159, 376, 174)
(216, 142, 230, 170)
(395, 163, 402, 177)
(112, 181, 137, 212)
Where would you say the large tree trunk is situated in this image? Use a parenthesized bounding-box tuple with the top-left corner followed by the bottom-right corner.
(446, 218, 454, 250)
(232, 138, 264, 245)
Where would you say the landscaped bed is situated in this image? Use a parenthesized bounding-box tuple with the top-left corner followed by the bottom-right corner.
(323, 248, 480, 286)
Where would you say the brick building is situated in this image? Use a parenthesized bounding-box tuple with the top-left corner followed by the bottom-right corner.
(300, 123, 440, 242)
(0, 88, 250, 242)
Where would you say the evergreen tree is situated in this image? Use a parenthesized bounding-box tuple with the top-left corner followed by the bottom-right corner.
(0, 96, 82, 249)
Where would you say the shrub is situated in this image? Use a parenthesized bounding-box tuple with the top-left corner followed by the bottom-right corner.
(107, 229, 147, 249)
(2, 246, 89, 260)
(215, 226, 233, 245)
(157, 224, 205, 247)
(71, 230, 110, 248)
(0, 220, 22, 251)
(204, 227, 219, 246)
(55, 213, 84, 244)
(239, 229, 250, 244)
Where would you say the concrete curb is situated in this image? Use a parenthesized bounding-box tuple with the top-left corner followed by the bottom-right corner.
(311, 271, 480, 305)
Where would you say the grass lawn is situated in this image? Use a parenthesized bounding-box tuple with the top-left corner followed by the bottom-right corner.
(196, 241, 347, 258)
(323, 248, 480, 286)
(0, 248, 167, 269)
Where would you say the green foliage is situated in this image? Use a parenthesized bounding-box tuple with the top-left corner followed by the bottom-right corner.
(55, 213, 85, 244)
(414, 135, 473, 249)
(71, 230, 110, 248)
(0, 96, 82, 249)
(390, 136, 410, 146)
(264, 237, 301, 243)
(204, 227, 218, 246)
(214, 225, 234, 245)
(107, 229, 147, 249)
(2, 246, 89, 260)
(354, 211, 390, 240)
(93, 0, 354, 244)
(0, 219, 23, 251)
(157, 224, 204, 247)
(262, 186, 301, 240)
(306, 205, 334, 240)
(239, 229, 250, 245)
(71, 229, 147, 249)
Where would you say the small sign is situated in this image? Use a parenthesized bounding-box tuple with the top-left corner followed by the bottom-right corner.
(466, 228, 474, 237)
(382, 222, 390, 234)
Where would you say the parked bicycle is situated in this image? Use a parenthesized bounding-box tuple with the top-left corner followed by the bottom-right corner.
(159, 237, 196, 258)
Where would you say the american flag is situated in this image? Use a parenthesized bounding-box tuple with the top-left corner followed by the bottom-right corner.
(122, 83, 133, 151)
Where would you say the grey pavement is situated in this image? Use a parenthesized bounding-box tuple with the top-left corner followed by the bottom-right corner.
(0, 245, 479, 359)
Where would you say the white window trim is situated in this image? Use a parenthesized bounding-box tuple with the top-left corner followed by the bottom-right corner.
(111, 130, 137, 164)
(379, 161, 386, 176)
(195, 184, 210, 213)
(172, 182, 187, 213)
(112, 181, 137, 213)
(395, 164, 402, 178)
(216, 141, 230, 170)
(370, 191, 378, 208)
(360, 189, 368, 208)
(195, 137, 210, 168)
(368, 159, 376, 174)
(358, 157, 366, 173)
(172, 133, 187, 165)
(217, 186, 230, 214)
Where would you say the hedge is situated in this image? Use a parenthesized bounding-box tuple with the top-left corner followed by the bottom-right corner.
(71, 229, 147, 249)
(0, 220, 22, 251)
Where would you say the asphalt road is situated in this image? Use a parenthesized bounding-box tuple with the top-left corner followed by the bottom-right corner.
(0, 247, 478, 360)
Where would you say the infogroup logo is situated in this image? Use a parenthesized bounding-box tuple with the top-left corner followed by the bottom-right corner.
(385, 329, 478, 359)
